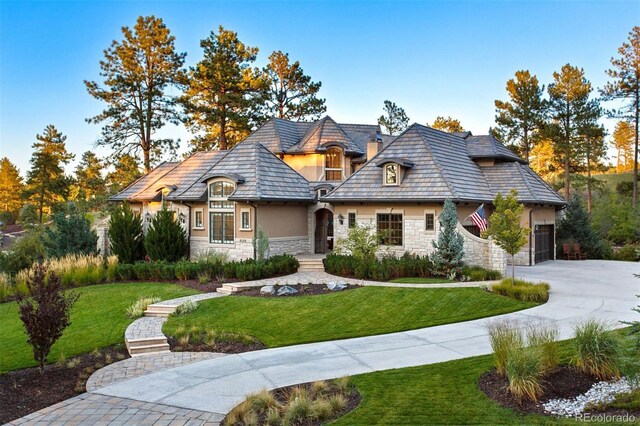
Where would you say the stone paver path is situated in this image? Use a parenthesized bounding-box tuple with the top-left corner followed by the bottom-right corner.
(125, 317, 168, 342)
(153, 292, 225, 307)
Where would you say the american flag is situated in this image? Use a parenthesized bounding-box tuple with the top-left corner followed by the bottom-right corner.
(470, 204, 487, 232)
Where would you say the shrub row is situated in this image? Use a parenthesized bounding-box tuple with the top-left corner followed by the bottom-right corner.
(324, 253, 501, 282)
(491, 278, 550, 303)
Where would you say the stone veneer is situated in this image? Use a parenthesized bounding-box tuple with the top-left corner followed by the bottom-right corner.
(190, 236, 308, 261)
(334, 215, 506, 274)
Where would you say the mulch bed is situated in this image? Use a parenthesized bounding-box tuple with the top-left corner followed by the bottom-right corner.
(168, 336, 266, 354)
(223, 380, 361, 426)
(0, 344, 129, 424)
(233, 284, 359, 298)
(479, 365, 639, 418)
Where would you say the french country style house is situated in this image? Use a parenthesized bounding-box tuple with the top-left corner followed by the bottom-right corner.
(109, 116, 566, 272)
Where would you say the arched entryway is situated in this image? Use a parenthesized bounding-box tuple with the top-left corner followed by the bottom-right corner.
(314, 208, 334, 254)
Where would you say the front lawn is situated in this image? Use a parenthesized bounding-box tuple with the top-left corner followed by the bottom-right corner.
(0, 283, 197, 372)
(389, 277, 456, 284)
(163, 287, 538, 347)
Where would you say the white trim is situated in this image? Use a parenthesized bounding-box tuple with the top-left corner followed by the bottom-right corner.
(240, 208, 252, 231)
(424, 209, 436, 233)
(192, 208, 205, 230)
(383, 163, 399, 186)
(323, 147, 344, 181)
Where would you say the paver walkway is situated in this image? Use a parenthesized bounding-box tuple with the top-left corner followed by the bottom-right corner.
(7, 260, 639, 425)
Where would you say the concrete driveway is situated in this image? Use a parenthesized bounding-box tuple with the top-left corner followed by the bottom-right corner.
(88, 260, 639, 418)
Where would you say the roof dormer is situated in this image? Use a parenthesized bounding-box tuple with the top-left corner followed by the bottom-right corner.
(375, 158, 414, 186)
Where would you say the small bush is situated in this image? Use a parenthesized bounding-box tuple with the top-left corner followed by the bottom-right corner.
(108, 202, 145, 264)
(42, 206, 98, 258)
(526, 323, 559, 374)
(334, 223, 381, 260)
(505, 346, 545, 402)
(170, 299, 198, 317)
(611, 244, 640, 262)
(462, 266, 502, 281)
(144, 206, 188, 262)
(284, 393, 313, 424)
(573, 319, 622, 380)
(324, 253, 434, 281)
(491, 278, 550, 303)
(126, 296, 161, 318)
(311, 398, 333, 420)
(487, 319, 524, 376)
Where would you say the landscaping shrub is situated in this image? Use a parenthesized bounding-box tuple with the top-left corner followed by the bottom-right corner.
(557, 194, 607, 259)
(491, 278, 550, 303)
(431, 198, 464, 277)
(611, 244, 640, 262)
(526, 323, 560, 374)
(324, 253, 434, 281)
(334, 223, 381, 260)
(487, 319, 524, 376)
(253, 227, 270, 261)
(0, 228, 45, 275)
(505, 346, 545, 402)
(144, 206, 188, 262)
(126, 296, 161, 318)
(170, 299, 198, 317)
(16, 261, 79, 371)
(108, 202, 145, 264)
(42, 206, 98, 258)
(462, 265, 502, 281)
(573, 319, 623, 380)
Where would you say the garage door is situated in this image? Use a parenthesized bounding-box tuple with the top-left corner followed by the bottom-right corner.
(534, 225, 554, 263)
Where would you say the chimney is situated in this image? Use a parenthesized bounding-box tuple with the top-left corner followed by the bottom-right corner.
(367, 131, 383, 160)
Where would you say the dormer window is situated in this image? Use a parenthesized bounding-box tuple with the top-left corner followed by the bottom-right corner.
(384, 163, 398, 186)
(325, 147, 343, 181)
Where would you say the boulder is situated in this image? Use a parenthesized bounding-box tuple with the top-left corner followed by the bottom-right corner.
(327, 282, 347, 291)
(260, 285, 275, 295)
(276, 285, 299, 296)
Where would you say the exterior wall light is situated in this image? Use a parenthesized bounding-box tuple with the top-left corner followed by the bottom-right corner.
(338, 213, 344, 225)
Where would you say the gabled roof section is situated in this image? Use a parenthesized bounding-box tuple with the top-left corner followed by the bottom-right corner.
(288, 116, 364, 155)
(160, 151, 229, 201)
(481, 162, 565, 205)
(465, 134, 527, 164)
(109, 162, 179, 202)
(242, 118, 312, 154)
(324, 124, 493, 203)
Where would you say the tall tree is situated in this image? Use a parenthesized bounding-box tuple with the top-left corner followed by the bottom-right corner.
(431, 198, 464, 277)
(75, 151, 106, 204)
(0, 157, 25, 213)
(579, 124, 607, 212)
(430, 116, 465, 133)
(494, 70, 546, 161)
(601, 26, 640, 207)
(106, 154, 142, 194)
(611, 121, 635, 172)
(529, 138, 562, 184)
(182, 26, 268, 151)
(544, 64, 601, 198)
(85, 15, 186, 172)
(23, 125, 74, 223)
(378, 100, 409, 135)
(262, 50, 326, 121)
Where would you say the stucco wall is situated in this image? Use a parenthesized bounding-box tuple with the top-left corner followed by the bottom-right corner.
(257, 204, 308, 238)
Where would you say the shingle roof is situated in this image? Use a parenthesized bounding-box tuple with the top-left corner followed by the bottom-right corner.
(481, 162, 565, 205)
(464, 134, 527, 164)
(242, 118, 312, 153)
(288, 116, 367, 155)
(109, 162, 179, 201)
(165, 151, 229, 201)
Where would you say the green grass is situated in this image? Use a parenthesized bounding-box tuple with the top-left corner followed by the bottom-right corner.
(389, 277, 456, 284)
(164, 287, 537, 347)
(0, 282, 197, 372)
(593, 172, 635, 190)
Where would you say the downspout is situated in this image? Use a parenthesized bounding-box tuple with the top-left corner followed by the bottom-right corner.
(529, 207, 533, 266)
(249, 202, 258, 260)
(185, 203, 191, 261)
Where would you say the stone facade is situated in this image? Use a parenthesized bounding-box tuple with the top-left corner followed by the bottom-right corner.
(270, 236, 309, 256)
(189, 236, 254, 261)
(456, 223, 507, 273)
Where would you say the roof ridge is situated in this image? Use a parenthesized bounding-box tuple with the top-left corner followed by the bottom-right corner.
(255, 143, 262, 198)
(130, 161, 182, 200)
(514, 162, 536, 199)
(416, 126, 459, 199)
(521, 164, 565, 202)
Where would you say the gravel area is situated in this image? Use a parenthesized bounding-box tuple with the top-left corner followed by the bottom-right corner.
(543, 377, 636, 417)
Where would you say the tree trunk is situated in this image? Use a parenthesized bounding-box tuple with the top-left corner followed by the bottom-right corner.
(511, 254, 515, 285)
(586, 150, 592, 213)
(633, 89, 639, 210)
(523, 128, 529, 162)
(564, 154, 571, 198)
(143, 149, 151, 174)
(219, 108, 227, 150)
(38, 163, 46, 224)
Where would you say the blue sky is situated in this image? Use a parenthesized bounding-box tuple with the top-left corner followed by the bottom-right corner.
(1, 0, 638, 174)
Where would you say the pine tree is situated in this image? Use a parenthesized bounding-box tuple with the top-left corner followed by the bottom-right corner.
(106, 154, 142, 194)
(75, 151, 106, 207)
(23, 125, 74, 223)
(108, 202, 145, 263)
(485, 190, 528, 284)
(611, 121, 635, 172)
(431, 199, 464, 276)
(42, 205, 98, 257)
(556, 194, 605, 259)
(0, 157, 25, 214)
(494, 70, 546, 161)
(144, 206, 188, 261)
(181, 26, 268, 151)
(543, 64, 601, 198)
(85, 16, 186, 172)
(601, 26, 640, 208)
(430, 116, 465, 133)
(378, 100, 409, 135)
(262, 51, 326, 122)
(579, 124, 607, 212)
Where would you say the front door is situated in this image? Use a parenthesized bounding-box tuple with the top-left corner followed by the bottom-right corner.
(534, 225, 554, 263)
(314, 209, 334, 254)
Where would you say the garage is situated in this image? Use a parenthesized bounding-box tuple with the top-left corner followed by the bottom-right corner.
(534, 225, 555, 264)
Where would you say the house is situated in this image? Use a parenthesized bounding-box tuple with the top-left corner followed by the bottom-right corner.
(110, 116, 566, 271)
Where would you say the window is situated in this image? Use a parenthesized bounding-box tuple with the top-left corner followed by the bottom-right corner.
(384, 164, 398, 185)
(377, 213, 403, 246)
(241, 210, 251, 230)
(194, 209, 204, 229)
(209, 180, 235, 244)
(210, 212, 234, 244)
(325, 148, 343, 181)
(348, 212, 356, 228)
(317, 188, 328, 199)
(425, 213, 435, 231)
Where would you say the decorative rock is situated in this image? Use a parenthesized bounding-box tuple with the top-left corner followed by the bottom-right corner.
(543, 377, 635, 417)
(327, 282, 347, 291)
(276, 285, 298, 296)
(260, 285, 275, 295)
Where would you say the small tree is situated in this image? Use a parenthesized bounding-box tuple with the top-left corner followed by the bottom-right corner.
(334, 222, 381, 260)
(253, 227, 270, 262)
(556, 194, 605, 259)
(16, 261, 79, 371)
(109, 203, 145, 264)
(485, 190, 528, 284)
(144, 206, 188, 261)
(431, 199, 464, 277)
(42, 205, 98, 258)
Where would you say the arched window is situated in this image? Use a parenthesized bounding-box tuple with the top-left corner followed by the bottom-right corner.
(325, 147, 343, 181)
